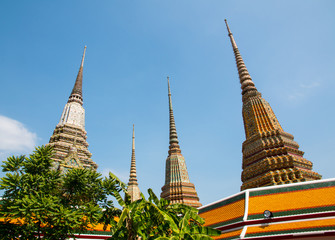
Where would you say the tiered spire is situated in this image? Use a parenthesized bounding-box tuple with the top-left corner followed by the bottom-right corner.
(167, 77, 181, 155)
(161, 77, 201, 208)
(224, 20, 258, 99)
(224, 20, 321, 190)
(127, 124, 141, 202)
(68, 46, 86, 105)
(47, 46, 97, 171)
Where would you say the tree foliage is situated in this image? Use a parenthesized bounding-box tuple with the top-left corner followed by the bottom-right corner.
(0, 146, 106, 240)
(107, 180, 221, 240)
(0, 146, 220, 240)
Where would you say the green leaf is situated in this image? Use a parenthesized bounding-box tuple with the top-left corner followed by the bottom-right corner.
(108, 172, 127, 193)
(116, 208, 129, 229)
(148, 188, 159, 205)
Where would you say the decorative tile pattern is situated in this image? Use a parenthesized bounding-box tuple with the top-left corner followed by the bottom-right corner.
(224, 20, 321, 191)
(199, 178, 335, 240)
(246, 218, 335, 238)
(212, 228, 242, 240)
(200, 193, 245, 228)
(248, 183, 335, 220)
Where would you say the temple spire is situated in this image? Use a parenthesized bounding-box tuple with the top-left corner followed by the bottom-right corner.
(127, 124, 141, 202)
(224, 20, 258, 100)
(47, 46, 97, 172)
(167, 77, 181, 155)
(68, 46, 86, 105)
(224, 20, 321, 190)
(129, 124, 138, 184)
(161, 77, 201, 208)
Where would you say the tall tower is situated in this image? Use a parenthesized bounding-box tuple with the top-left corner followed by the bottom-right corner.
(47, 46, 97, 171)
(127, 124, 141, 202)
(224, 20, 321, 191)
(161, 77, 201, 208)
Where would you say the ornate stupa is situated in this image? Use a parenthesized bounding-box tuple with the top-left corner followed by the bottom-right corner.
(224, 20, 321, 191)
(47, 46, 97, 171)
(161, 77, 201, 208)
(127, 124, 141, 202)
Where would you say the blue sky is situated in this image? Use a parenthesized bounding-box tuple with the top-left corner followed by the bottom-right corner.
(0, 0, 334, 205)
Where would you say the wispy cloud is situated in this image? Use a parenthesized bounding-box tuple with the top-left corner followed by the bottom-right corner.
(287, 92, 304, 101)
(0, 115, 37, 153)
(299, 81, 320, 89)
(287, 80, 321, 102)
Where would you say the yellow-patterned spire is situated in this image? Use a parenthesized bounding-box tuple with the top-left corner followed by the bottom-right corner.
(225, 20, 321, 190)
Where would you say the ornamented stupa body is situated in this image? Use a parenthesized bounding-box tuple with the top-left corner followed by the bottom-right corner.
(47, 46, 97, 171)
(127, 124, 141, 202)
(224, 20, 321, 191)
(161, 77, 201, 208)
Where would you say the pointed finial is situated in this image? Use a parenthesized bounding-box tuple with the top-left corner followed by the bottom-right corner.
(167, 76, 171, 96)
(167, 76, 173, 111)
(167, 77, 181, 155)
(81, 46, 87, 67)
(68, 46, 86, 104)
(224, 19, 232, 35)
(224, 20, 258, 99)
(224, 19, 238, 49)
(132, 124, 135, 150)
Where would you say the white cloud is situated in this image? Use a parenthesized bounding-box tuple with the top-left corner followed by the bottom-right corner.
(299, 81, 320, 89)
(0, 115, 37, 153)
(287, 92, 304, 100)
(287, 80, 321, 102)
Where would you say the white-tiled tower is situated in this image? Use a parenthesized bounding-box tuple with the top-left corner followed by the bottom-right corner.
(47, 46, 97, 171)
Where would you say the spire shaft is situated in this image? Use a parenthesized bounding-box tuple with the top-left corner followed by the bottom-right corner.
(224, 19, 238, 49)
(132, 124, 135, 150)
(129, 124, 137, 184)
(167, 77, 180, 150)
(81, 46, 86, 67)
(224, 20, 258, 98)
(128, 124, 141, 202)
(161, 77, 201, 208)
(68, 46, 86, 105)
